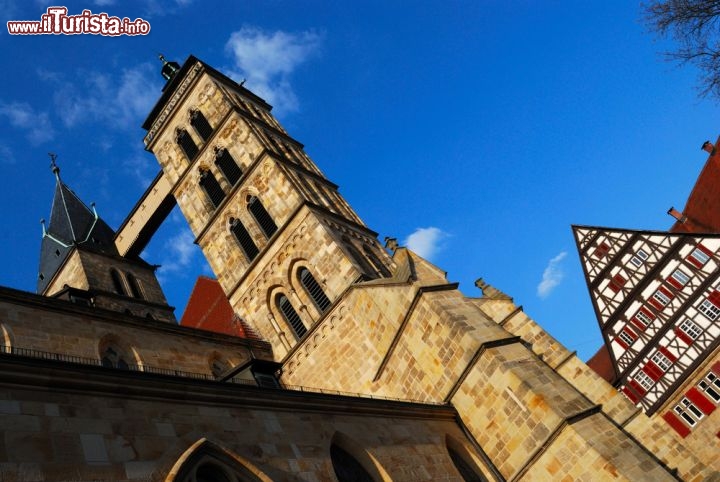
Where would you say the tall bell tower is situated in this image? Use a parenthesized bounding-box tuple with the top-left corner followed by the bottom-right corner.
(142, 56, 394, 358)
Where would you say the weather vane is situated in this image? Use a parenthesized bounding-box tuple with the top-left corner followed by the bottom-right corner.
(48, 152, 60, 176)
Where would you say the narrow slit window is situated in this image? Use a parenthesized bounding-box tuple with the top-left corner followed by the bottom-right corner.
(199, 169, 225, 208)
(190, 109, 213, 142)
(126, 273, 143, 299)
(214, 147, 242, 185)
(248, 195, 277, 238)
(277, 294, 307, 339)
(299, 267, 331, 313)
(110, 269, 126, 296)
(230, 218, 259, 261)
(176, 129, 199, 160)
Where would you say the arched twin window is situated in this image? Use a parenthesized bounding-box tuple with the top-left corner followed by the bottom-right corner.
(215, 147, 243, 186)
(276, 294, 307, 339)
(101, 346, 130, 370)
(247, 196, 277, 239)
(230, 218, 259, 262)
(177, 128, 199, 160)
(126, 273, 144, 299)
(190, 109, 213, 142)
(200, 168, 226, 208)
(341, 236, 378, 280)
(110, 269, 144, 299)
(299, 267, 331, 313)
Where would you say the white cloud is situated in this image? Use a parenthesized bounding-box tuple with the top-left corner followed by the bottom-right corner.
(157, 229, 199, 282)
(404, 227, 448, 261)
(0, 102, 54, 144)
(537, 251, 567, 299)
(225, 27, 322, 115)
(54, 63, 159, 129)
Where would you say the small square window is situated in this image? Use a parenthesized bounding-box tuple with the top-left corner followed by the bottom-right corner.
(679, 318, 702, 340)
(618, 330, 635, 346)
(690, 248, 710, 265)
(699, 373, 720, 403)
(653, 290, 671, 306)
(630, 249, 649, 267)
(674, 397, 703, 426)
(634, 371, 655, 391)
(635, 310, 652, 326)
(699, 299, 720, 320)
(651, 351, 672, 372)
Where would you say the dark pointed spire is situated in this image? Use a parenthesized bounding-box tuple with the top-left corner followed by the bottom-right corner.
(37, 158, 117, 293)
(158, 53, 181, 82)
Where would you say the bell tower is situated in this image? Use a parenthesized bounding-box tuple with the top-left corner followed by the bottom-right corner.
(38, 156, 175, 322)
(142, 56, 394, 358)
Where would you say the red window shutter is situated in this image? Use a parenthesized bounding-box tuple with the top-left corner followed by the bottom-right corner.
(631, 317, 647, 331)
(666, 277, 682, 290)
(687, 255, 703, 269)
(697, 243, 713, 256)
(712, 361, 720, 376)
(648, 298, 663, 311)
(627, 380, 646, 397)
(708, 290, 720, 307)
(640, 307, 655, 320)
(593, 242, 610, 259)
(622, 386, 641, 403)
(614, 336, 628, 349)
(675, 327, 694, 345)
(609, 274, 626, 292)
(659, 286, 674, 299)
(686, 387, 717, 415)
(658, 346, 677, 362)
(663, 412, 691, 438)
(642, 362, 663, 381)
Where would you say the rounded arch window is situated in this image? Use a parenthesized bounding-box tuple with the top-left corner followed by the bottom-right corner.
(247, 195, 277, 239)
(275, 293, 306, 339)
(298, 267, 331, 313)
(101, 345, 130, 370)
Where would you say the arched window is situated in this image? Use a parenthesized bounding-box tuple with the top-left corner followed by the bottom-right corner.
(168, 438, 273, 482)
(190, 109, 213, 142)
(214, 147, 242, 185)
(195, 463, 232, 482)
(210, 356, 230, 379)
(446, 436, 488, 482)
(126, 272, 144, 299)
(330, 443, 375, 482)
(299, 267, 331, 313)
(110, 269, 126, 295)
(247, 196, 277, 239)
(200, 168, 226, 208)
(363, 245, 391, 278)
(341, 236, 377, 280)
(177, 128, 199, 160)
(230, 218, 259, 261)
(101, 346, 130, 370)
(276, 294, 306, 339)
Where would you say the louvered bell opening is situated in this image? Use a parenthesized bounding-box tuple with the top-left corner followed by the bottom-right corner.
(190, 110, 213, 142)
(199, 171, 226, 208)
(177, 130, 199, 160)
(278, 294, 307, 339)
(215, 148, 242, 185)
(231, 219, 259, 261)
(248, 196, 278, 238)
(300, 268, 331, 313)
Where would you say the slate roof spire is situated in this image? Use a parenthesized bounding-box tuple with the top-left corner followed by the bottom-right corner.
(37, 155, 117, 294)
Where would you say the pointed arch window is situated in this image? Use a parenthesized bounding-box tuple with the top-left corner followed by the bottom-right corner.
(190, 109, 213, 142)
(276, 294, 306, 339)
(363, 245, 392, 277)
(247, 196, 277, 239)
(126, 272, 144, 299)
(177, 128, 199, 160)
(214, 147, 242, 185)
(330, 443, 375, 482)
(101, 346, 130, 370)
(230, 218, 259, 261)
(299, 267, 331, 313)
(110, 269, 126, 295)
(446, 436, 488, 482)
(199, 168, 226, 208)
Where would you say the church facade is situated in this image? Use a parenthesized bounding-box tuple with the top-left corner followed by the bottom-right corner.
(0, 55, 717, 481)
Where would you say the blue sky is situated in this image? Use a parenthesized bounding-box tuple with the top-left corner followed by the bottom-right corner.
(0, 1, 716, 361)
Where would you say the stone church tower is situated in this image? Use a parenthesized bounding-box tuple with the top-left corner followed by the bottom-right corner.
(0, 54, 716, 480)
(132, 55, 719, 480)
